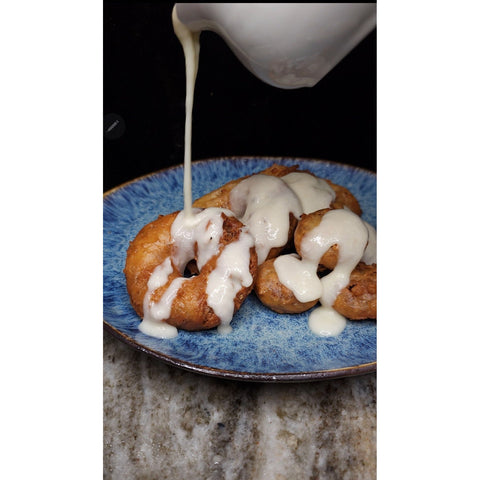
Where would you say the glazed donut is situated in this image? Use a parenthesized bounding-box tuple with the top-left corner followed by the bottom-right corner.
(254, 207, 376, 321)
(326, 179, 362, 216)
(193, 165, 301, 264)
(192, 164, 361, 215)
(193, 164, 362, 265)
(124, 166, 374, 339)
(333, 262, 376, 320)
(254, 256, 318, 314)
(293, 209, 340, 270)
(192, 164, 298, 210)
(280, 170, 362, 216)
(294, 208, 376, 270)
(228, 173, 302, 264)
(254, 257, 376, 319)
(124, 207, 257, 337)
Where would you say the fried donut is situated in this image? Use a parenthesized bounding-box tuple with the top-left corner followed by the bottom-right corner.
(192, 164, 298, 209)
(193, 164, 361, 215)
(294, 208, 376, 270)
(255, 208, 376, 320)
(326, 179, 362, 216)
(254, 257, 318, 314)
(294, 208, 340, 270)
(124, 208, 257, 336)
(333, 262, 376, 320)
(254, 258, 376, 319)
(193, 165, 303, 264)
(193, 165, 362, 266)
(280, 170, 362, 216)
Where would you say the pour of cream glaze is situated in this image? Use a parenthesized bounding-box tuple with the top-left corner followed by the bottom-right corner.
(174, 3, 376, 89)
(172, 6, 200, 221)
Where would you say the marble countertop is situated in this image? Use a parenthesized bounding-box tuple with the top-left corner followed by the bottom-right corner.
(104, 331, 376, 479)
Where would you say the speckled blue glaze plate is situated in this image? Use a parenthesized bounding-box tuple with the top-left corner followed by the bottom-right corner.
(104, 157, 376, 382)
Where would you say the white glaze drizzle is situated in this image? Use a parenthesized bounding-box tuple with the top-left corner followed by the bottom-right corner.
(308, 307, 347, 337)
(141, 208, 254, 337)
(173, 208, 255, 330)
(206, 229, 255, 334)
(281, 172, 335, 214)
(274, 254, 322, 303)
(170, 207, 229, 273)
(275, 209, 369, 337)
(229, 174, 303, 264)
(302, 209, 369, 306)
(172, 6, 200, 221)
(140, 258, 180, 339)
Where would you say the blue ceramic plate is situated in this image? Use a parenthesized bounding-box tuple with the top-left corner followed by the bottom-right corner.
(104, 157, 376, 382)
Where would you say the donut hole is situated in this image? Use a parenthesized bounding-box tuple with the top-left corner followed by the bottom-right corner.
(184, 259, 199, 277)
(317, 265, 331, 278)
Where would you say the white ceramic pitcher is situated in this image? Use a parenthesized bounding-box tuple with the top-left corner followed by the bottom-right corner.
(174, 3, 376, 89)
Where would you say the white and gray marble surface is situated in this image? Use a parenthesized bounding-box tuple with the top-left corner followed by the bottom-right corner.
(104, 332, 376, 479)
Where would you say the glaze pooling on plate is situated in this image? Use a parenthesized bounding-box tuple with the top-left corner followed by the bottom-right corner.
(103, 157, 376, 381)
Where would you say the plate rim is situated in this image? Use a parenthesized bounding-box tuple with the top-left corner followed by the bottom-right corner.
(104, 156, 376, 382)
(104, 321, 376, 383)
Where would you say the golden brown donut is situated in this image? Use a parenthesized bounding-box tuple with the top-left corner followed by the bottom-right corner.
(194, 164, 301, 262)
(192, 163, 299, 209)
(193, 164, 361, 216)
(333, 262, 376, 320)
(193, 165, 361, 265)
(325, 179, 362, 216)
(254, 257, 318, 314)
(124, 210, 258, 331)
(125, 166, 373, 333)
(254, 258, 376, 319)
(295, 208, 376, 274)
(282, 169, 362, 216)
(294, 208, 339, 270)
(255, 206, 376, 319)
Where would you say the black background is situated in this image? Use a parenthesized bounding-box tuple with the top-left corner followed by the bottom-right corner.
(104, 1, 376, 192)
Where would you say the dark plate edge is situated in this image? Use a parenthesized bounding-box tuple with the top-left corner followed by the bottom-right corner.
(104, 321, 376, 383)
